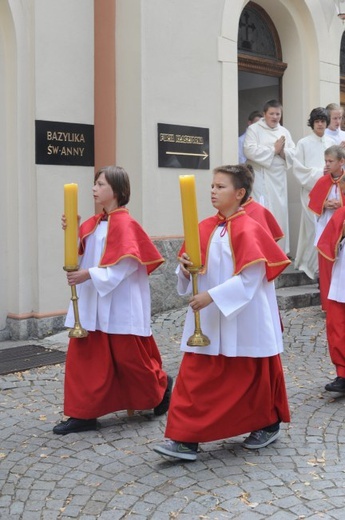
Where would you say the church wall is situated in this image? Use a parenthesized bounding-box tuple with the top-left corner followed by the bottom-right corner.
(116, 0, 225, 236)
(2, 0, 345, 339)
(34, 0, 95, 317)
(1, 0, 96, 339)
(1, 0, 39, 338)
(115, 0, 143, 223)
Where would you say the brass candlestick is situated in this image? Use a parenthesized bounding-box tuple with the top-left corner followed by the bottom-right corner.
(187, 266, 210, 347)
(64, 266, 88, 338)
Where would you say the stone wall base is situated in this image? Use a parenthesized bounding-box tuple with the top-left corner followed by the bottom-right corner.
(2, 315, 67, 341)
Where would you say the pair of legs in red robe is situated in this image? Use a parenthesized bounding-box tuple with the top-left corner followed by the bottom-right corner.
(326, 300, 345, 379)
(154, 352, 290, 460)
(53, 330, 169, 434)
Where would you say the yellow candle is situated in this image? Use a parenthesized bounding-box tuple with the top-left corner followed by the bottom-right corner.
(179, 175, 202, 268)
(64, 183, 78, 268)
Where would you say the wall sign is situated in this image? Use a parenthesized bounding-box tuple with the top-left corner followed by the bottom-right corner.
(158, 123, 209, 169)
(35, 120, 94, 166)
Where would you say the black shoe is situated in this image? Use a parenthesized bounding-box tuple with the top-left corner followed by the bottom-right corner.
(53, 417, 98, 435)
(325, 376, 345, 393)
(154, 375, 173, 416)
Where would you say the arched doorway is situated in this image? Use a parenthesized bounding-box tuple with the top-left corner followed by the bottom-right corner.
(237, 2, 287, 135)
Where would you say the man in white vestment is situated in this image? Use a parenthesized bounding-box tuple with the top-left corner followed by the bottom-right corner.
(292, 107, 334, 279)
(325, 103, 345, 146)
(244, 99, 295, 254)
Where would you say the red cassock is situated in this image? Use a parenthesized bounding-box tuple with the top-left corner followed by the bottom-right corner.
(63, 208, 167, 419)
(64, 332, 167, 418)
(309, 175, 345, 311)
(317, 206, 345, 377)
(166, 210, 291, 443)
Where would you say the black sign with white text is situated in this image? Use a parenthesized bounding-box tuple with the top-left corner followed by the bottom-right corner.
(158, 123, 209, 169)
(35, 120, 94, 166)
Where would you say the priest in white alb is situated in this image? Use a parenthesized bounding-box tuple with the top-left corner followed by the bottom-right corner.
(292, 107, 333, 279)
(244, 99, 295, 254)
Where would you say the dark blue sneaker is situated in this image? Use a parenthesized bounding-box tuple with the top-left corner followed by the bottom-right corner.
(243, 428, 280, 449)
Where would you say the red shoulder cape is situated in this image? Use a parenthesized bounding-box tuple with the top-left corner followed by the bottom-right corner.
(179, 210, 290, 282)
(308, 174, 345, 216)
(242, 197, 284, 241)
(317, 206, 345, 262)
(79, 208, 164, 274)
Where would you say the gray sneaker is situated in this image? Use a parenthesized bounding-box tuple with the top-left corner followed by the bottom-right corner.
(153, 440, 198, 461)
(243, 428, 280, 449)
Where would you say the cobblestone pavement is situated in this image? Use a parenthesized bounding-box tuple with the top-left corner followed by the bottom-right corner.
(1, 306, 345, 520)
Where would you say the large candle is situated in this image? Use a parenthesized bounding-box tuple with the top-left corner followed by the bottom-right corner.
(64, 183, 78, 268)
(179, 175, 202, 268)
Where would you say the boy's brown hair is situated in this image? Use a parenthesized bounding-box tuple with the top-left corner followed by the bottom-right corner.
(95, 166, 130, 207)
(213, 164, 253, 204)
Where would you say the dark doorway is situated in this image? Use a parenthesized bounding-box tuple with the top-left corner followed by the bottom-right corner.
(238, 2, 287, 134)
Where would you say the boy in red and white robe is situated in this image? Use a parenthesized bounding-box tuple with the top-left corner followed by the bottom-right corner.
(153, 164, 290, 461)
(308, 145, 345, 311)
(53, 166, 172, 435)
(317, 188, 345, 393)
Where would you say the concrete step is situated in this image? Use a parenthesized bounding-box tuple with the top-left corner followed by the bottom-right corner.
(274, 262, 320, 310)
(276, 284, 320, 310)
(275, 264, 317, 289)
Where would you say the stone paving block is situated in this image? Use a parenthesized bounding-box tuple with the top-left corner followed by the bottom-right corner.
(2, 306, 345, 518)
(97, 510, 127, 520)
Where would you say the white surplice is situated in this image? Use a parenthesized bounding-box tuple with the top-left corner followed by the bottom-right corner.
(243, 118, 295, 254)
(325, 127, 345, 145)
(65, 221, 152, 335)
(177, 225, 283, 358)
(328, 239, 345, 302)
(313, 183, 341, 246)
(292, 133, 334, 279)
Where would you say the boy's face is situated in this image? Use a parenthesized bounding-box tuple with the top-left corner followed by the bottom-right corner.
(324, 154, 345, 177)
(93, 172, 117, 208)
(313, 119, 327, 137)
(328, 110, 343, 131)
(211, 172, 245, 218)
(264, 107, 281, 128)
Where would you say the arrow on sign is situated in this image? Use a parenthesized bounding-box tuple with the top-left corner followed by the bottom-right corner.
(166, 150, 209, 160)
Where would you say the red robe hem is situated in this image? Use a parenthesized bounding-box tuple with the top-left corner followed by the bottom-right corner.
(165, 353, 290, 443)
(64, 331, 167, 418)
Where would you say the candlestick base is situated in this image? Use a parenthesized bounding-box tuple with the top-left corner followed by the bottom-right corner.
(64, 265, 89, 339)
(187, 330, 210, 347)
(187, 266, 210, 347)
(68, 324, 89, 339)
